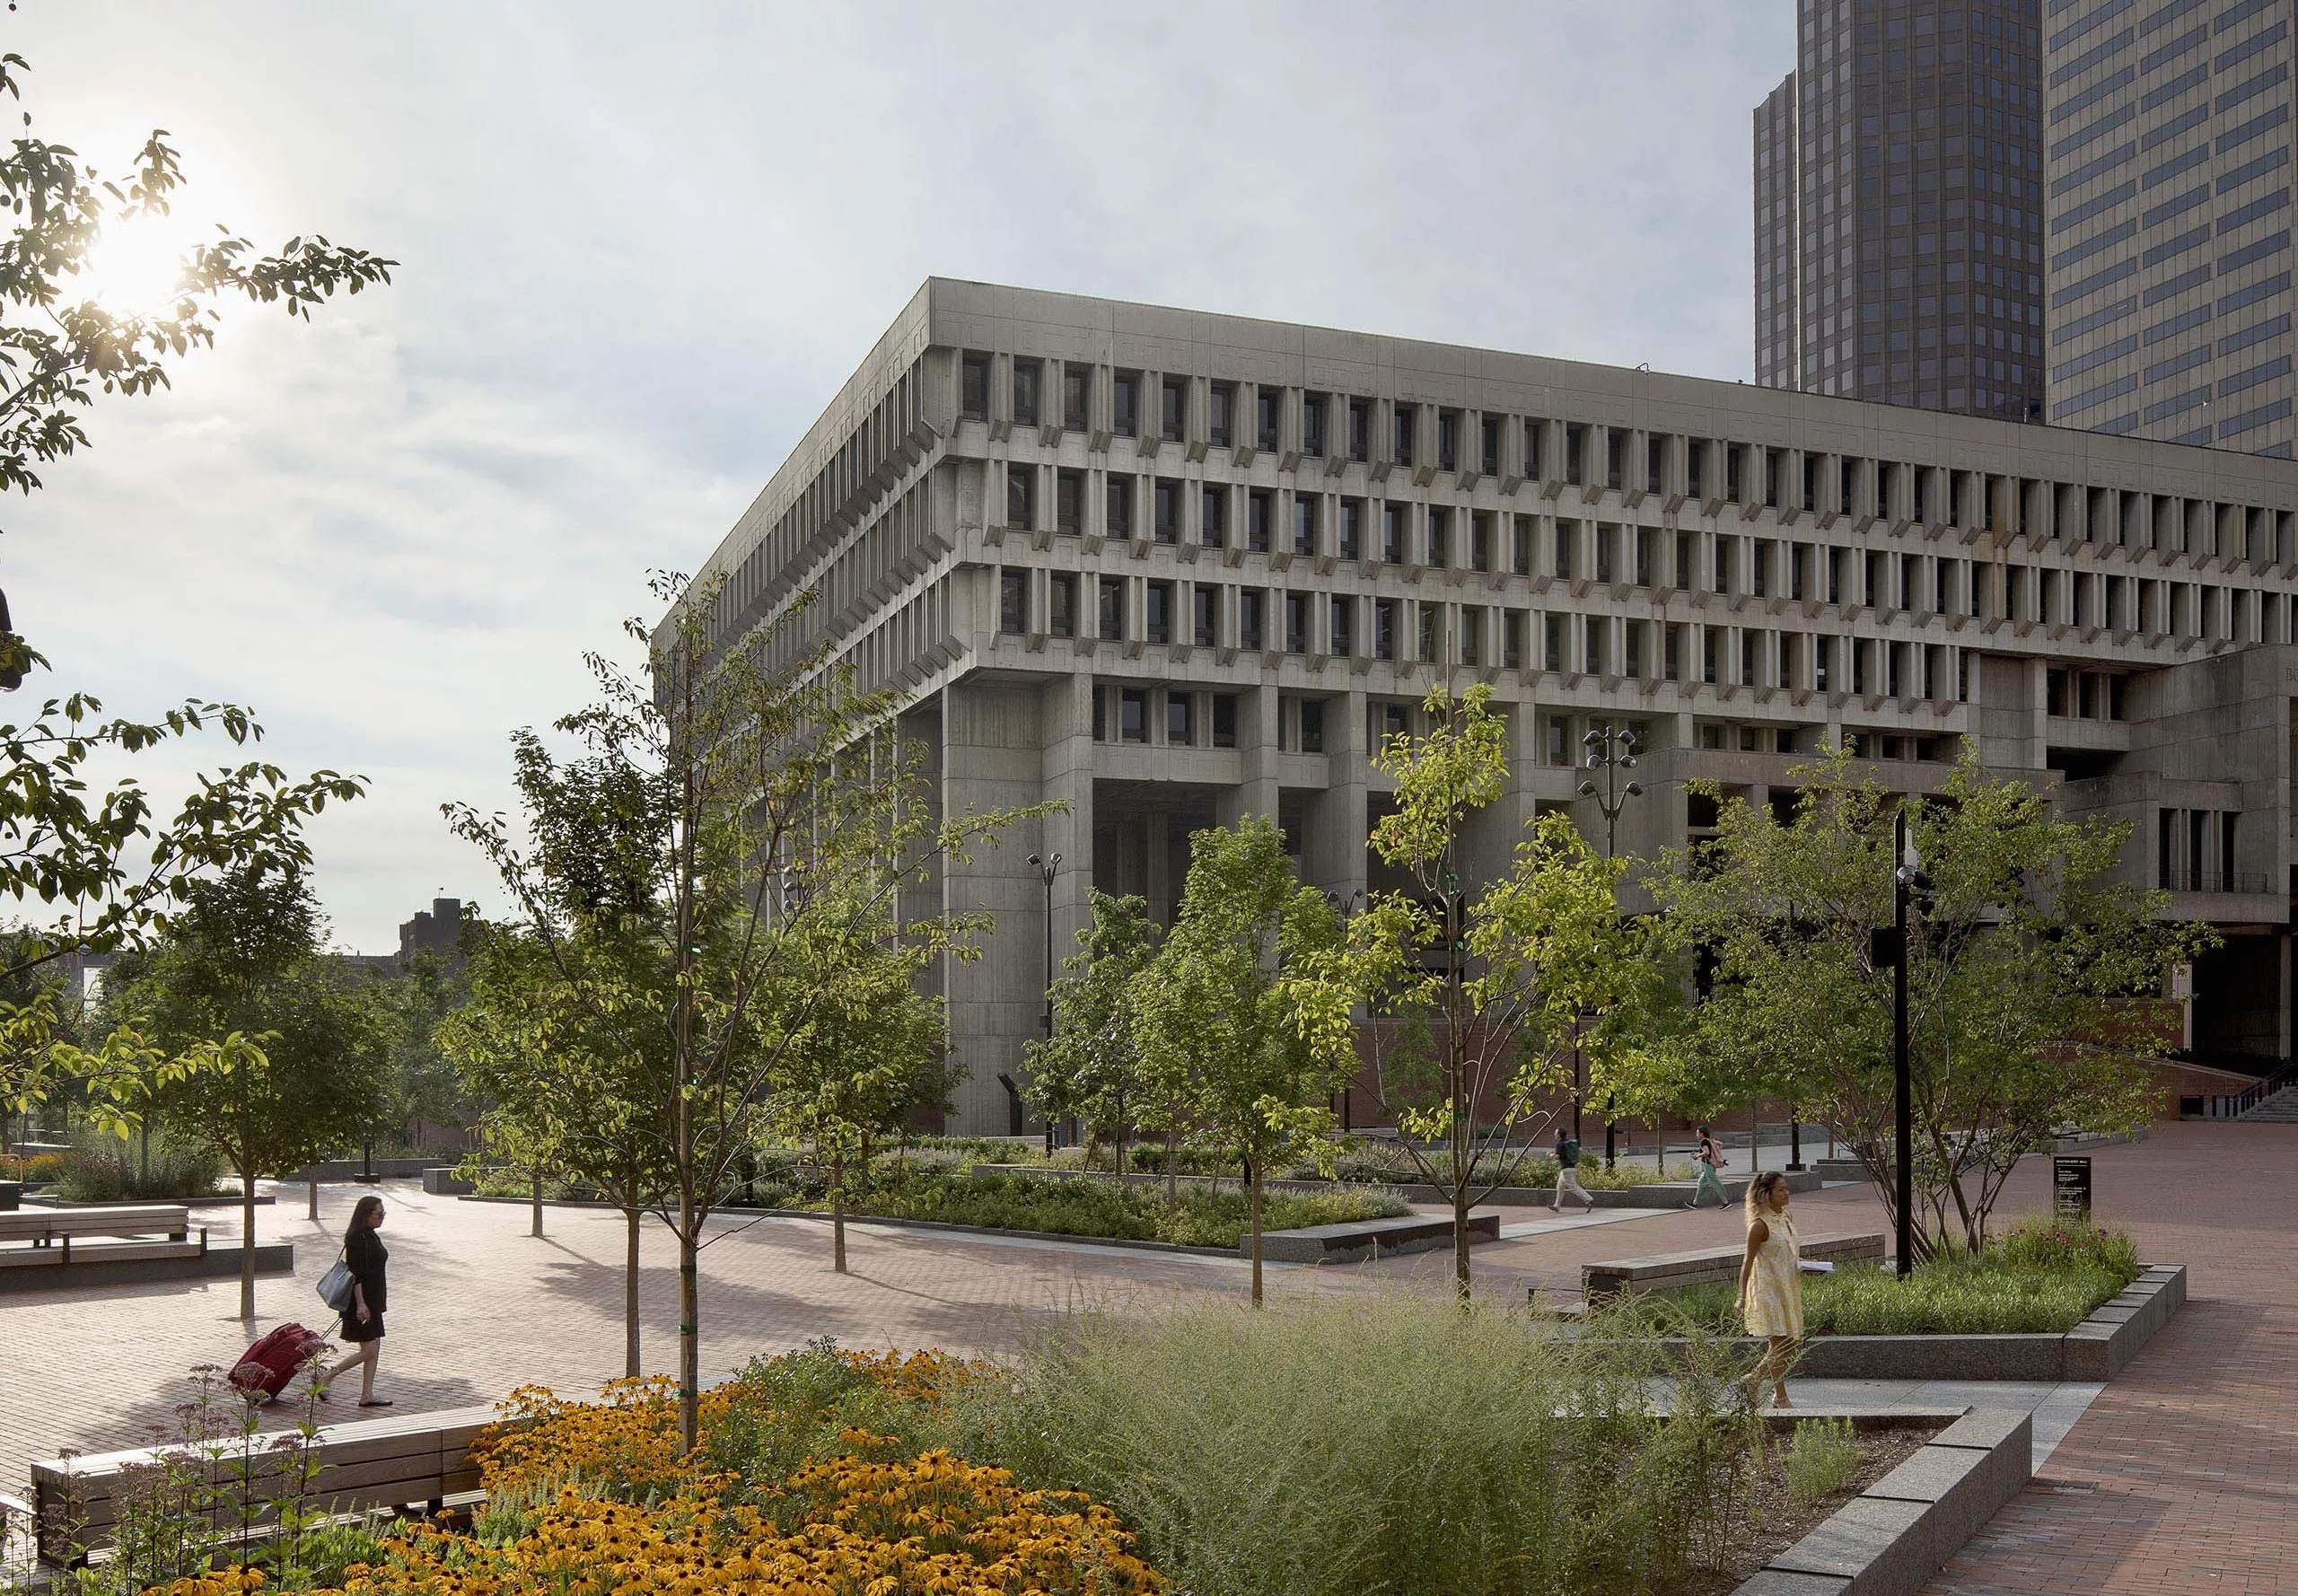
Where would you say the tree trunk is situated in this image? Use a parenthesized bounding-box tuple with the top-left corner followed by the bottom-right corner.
(1655, 1118, 1665, 1173)
(677, 1206, 699, 1453)
(308, 1173, 319, 1222)
(530, 1171, 543, 1238)
(1452, 1181, 1473, 1302)
(831, 1150, 848, 1274)
(623, 1206, 642, 1378)
(1248, 1162, 1264, 1307)
(1165, 1128, 1179, 1208)
(239, 1175, 258, 1320)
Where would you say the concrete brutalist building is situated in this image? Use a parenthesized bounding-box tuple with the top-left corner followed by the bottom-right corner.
(2041, 0, 2297, 450)
(679, 278, 2298, 1136)
(1757, 0, 2048, 422)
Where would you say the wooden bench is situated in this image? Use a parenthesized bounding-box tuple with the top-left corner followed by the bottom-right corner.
(31, 1405, 496, 1564)
(1583, 1231, 1886, 1301)
(0, 1205, 203, 1269)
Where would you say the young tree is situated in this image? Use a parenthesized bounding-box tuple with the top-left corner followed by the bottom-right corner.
(1132, 815, 1362, 1305)
(1023, 891, 1162, 1178)
(1358, 685, 1644, 1296)
(441, 925, 675, 1375)
(448, 574, 1043, 1449)
(1652, 745, 2209, 1258)
(117, 866, 387, 1316)
(374, 948, 476, 1151)
(762, 893, 951, 1274)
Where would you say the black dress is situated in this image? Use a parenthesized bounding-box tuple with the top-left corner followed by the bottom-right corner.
(341, 1225, 388, 1343)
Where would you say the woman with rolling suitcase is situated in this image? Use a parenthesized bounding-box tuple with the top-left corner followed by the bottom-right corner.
(323, 1195, 392, 1406)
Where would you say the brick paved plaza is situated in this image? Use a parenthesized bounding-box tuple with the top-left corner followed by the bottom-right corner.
(1, 1120, 2290, 1592)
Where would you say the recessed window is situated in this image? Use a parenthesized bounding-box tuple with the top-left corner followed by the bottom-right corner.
(1166, 692, 1194, 746)
(1057, 469, 1083, 536)
(1006, 466, 1034, 531)
(1062, 363, 1089, 432)
(1209, 382, 1235, 449)
(1113, 371, 1139, 437)
(960, 352, 990, 421)
(1329, 596, 1353, 657)
(1240, 590, 1266, 651)
(1338, 499, 1363, 561)
(1107, 475, 1135, 540)
(1427, 507, 1450, 568)
(1145, 581, 1172, 646)
(1294, 496, 1318, 557)
(1382, 504, 1406, 564)
(1049, 573, 1077, 639)
(998, 568, 1028, 636)
(1193, 585, 1219, 647)
(1393, 404, 1417, 467)
(1248, 490, 1274, 554)
(1299, 698, 1325, 754)
(1197, 483, 1222, 546)
(1285, 591, 1310, 654)
(1256, 389, 1280, 453)
(1161, 376, 1187, 443)
(1013, 359, 1041, 429)
(1303, 394, 1328, 458)
(1098, 577, 1125, 642)
(1119, 688, 1146, 743)
(1346, 398, 1371, 462)
(1213, 694, 1239, 748)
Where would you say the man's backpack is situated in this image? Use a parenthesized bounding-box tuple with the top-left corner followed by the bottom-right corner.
(1558, 1137, 1581, 1169)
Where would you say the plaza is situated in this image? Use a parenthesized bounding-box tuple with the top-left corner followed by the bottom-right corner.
(4, 1122, 2290, 1594)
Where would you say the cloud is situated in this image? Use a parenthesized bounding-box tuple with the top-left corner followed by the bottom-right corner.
(3, 0, 1792, 949)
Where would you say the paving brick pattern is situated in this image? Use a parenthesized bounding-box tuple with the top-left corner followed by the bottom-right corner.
(0, 1123, 2288, 1594)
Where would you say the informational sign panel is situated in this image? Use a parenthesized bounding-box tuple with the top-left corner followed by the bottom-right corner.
(2052, 1155, 2092, 1223)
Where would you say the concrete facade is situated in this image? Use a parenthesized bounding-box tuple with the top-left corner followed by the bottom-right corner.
(2041, 0, 2298, 452)
(1756, 0, 2047, 422)
(683, 278, 2298, 1135)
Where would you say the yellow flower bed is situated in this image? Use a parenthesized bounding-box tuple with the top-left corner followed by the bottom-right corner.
(150, 1348, 1162, 1596)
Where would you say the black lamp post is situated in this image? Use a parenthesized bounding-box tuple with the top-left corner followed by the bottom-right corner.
(1578, 723, 1644, 1170)
(1027, 853, 1060, 1153)
(1871, 807, 1924, 1279)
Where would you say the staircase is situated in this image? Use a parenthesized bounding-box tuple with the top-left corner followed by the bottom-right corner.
(2239, 1084, 2298, 1122)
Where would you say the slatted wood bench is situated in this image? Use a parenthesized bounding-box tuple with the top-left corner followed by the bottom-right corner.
(0, 1205, 203, 1270)
(31, 1404, 496, 1564)
(1583, 1231, 1886, 1301)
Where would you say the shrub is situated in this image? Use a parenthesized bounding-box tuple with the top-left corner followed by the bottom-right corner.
(52, 1136, 223, 1202)
(1783, 1417, 1861, 1509)
(935, 1293, 1769, 1596)
(1613, 1221, 2141, 1337)
(762, 1168, 1408, 1249)
(0, 1150, 68, 1183)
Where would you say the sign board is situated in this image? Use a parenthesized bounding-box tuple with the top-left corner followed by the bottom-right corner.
(2052, 1155, 2092, 1223)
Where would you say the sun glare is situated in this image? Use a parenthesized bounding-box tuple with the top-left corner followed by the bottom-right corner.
(78, 213, 200, 314)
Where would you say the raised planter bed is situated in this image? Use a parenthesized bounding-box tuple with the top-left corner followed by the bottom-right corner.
(1258, 1211, 1499, 1264)
(1585, 1232, 1887, 1299)
(1644, 1264, 2188, 1383)
(972, 1162, 1820, 1208)
(0, 1241, 294, 1293)
(423, 1168, 476, 1196)
(21, 1191, 276, 1211)
(1732, 1406, 2031, 1596)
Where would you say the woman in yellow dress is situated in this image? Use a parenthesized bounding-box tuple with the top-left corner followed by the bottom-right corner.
(1735, 1170, 1802, 1409)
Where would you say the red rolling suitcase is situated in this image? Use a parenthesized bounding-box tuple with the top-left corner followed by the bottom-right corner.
(229, 1322, 329, 1400)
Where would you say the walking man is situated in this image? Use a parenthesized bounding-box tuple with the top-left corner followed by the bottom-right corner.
(1552, 1126, 1593, 1213)
(1686, 1124, 1730, 1209)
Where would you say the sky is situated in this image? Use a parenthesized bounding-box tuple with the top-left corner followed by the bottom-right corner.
(3, 1, 1794, 954)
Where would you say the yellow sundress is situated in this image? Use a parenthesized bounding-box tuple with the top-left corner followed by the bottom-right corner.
(1741, 1210, 1803, 1338)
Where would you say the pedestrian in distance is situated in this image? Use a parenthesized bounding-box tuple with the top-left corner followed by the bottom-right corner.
(323, 1194, 392, 1407)
(1736, 1169, 1802, 1409)
(1551, 1126, 1593, 1213)
(1685, 1124, 1730, 1209)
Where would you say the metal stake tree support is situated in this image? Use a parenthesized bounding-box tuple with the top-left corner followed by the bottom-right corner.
(1579, 723, 1644, 1171)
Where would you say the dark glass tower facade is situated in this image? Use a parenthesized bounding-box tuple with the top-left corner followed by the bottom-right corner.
(1757, 0, 2048, 422)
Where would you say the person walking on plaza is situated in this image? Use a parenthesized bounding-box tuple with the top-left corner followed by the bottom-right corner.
(1551, 1126, 1593, 1212)
(1685, 1124, 1730, 1209)
(324, 1195, 392, 1407)
(1736, 1170, 1803, 1409)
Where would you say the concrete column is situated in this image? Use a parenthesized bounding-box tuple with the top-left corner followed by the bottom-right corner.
(1220, 686, 1282, 826)
(942, 679, 1056, 1136)
(1310, 689, 1370, 901)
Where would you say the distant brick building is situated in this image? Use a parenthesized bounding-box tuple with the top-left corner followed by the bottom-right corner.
(398, 898, 469, 964)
